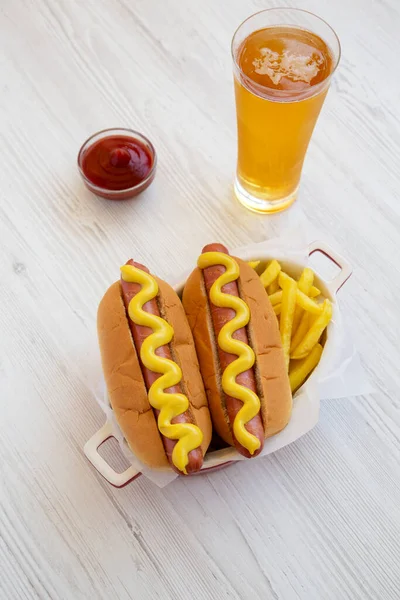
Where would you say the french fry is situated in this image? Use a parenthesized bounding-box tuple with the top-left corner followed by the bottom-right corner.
(260, 260, 281, 289)
(279, 272, 322, 315)
(269, 290, 282, 306)
(292, 268, 314, 332)
(296, 292, 323, 314)
(289, 344, 323, 392)
(309, 286, 321, 298)
(279, 277, 297, 370)
(269, 287, 322, 315)
(279, 272, 322, 314)
(291, 299, 332, 359)
(267, 279, 280, 294)
(273, 303, 282, 315)
(290, 312, 310, 354)
(298, 268, 314, 291)
(248, 260, 260, 270)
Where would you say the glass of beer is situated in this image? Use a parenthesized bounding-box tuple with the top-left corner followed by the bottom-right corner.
(232, 9, 340, 213)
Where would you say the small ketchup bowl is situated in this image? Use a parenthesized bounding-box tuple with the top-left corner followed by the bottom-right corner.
(77, 128, 157, 200)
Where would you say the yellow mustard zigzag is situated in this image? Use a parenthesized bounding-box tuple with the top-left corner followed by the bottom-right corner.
(198, 252, 262, 455)
(120, 265, 203, 474)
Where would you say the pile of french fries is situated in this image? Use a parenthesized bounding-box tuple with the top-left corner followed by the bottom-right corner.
(249, 260, 332, 393)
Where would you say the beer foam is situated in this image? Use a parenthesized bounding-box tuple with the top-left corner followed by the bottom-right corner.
(253, 47, 323, 85)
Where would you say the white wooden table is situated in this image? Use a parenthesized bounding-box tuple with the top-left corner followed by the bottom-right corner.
(1, 1, 400, 598)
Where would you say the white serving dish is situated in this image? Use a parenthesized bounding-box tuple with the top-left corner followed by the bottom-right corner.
(84, 241, 352, 487)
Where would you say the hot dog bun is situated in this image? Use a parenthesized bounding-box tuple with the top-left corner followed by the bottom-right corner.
(182, 253, 292, 448)
(97, 278, 212, 471)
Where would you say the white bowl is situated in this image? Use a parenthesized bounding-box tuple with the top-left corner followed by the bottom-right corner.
(84, 241, 352, 487)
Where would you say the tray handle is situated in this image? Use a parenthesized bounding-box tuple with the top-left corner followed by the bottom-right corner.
(84, 421, 140, 488)
(308, 240, 352, 293)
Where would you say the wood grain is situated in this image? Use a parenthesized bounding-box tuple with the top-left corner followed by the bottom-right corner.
(1, 0, 400, 598)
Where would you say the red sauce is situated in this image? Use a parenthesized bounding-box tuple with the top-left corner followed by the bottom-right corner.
(81, 135, 154, 191)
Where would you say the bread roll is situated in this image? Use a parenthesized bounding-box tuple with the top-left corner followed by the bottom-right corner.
(98, 278, 212, 471)
(182, 255, 292, 447)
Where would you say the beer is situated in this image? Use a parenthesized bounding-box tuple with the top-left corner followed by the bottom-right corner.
(232, 11, 340, 213)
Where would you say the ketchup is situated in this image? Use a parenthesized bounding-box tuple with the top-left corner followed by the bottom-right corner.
(81, 135, 154, 192)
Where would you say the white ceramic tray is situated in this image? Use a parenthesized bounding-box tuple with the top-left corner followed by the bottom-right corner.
(84, 241, 352, 487)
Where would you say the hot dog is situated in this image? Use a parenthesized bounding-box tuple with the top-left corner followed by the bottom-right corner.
(120, 260, 204, 473)
(97, 260, 212, 474)
(182, 243, 292, 456)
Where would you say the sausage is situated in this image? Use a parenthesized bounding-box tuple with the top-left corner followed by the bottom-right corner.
(120, 259, 203, 474)
(201, 243, 264, 457)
